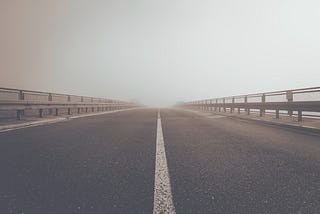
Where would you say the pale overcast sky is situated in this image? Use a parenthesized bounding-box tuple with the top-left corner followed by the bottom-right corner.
(0, 0, 319, 106)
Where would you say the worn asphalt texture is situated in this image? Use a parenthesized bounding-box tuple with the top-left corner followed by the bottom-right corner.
(0, 108, 320, 213)
(0, 109, 157, 214)
(161, 109, 320, 213)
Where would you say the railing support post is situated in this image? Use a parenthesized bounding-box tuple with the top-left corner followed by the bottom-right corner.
(17, 90, 25, 120)
(68, 108, 71, 115)
(244, 96, 248, 113)
(260, 94, 265, 117)
(215, 100, 218, 111)
(287, 91, 294, 114)
(55, 109, 59, 116)
(77, 108, 80, 114)
(298, 110, 303, 122)
(286, 91, 293, 116)
(276, 109, 279, 119)
(260, 109, 263, 117)
(17, 110, 23, 120)
(48, 93, 53, 115)
(231, 97, 235, 113)
(39, 109, 43, 118)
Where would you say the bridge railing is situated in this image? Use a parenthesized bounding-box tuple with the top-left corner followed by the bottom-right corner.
(0, 87, 138, 120)
(178, 87, 320, 122)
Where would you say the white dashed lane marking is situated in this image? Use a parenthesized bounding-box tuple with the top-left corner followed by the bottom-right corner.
(153, 110, 176, 214)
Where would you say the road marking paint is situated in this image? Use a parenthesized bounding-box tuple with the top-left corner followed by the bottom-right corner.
(153, 110, 176, 214)
(208, 115, 226, 119)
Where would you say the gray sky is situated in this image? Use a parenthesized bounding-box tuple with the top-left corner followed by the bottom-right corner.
(1, 0, 320, 106)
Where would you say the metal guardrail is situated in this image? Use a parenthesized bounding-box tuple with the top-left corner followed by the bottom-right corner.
(0, 87, 138, 120)
(178, 87, 320, 122)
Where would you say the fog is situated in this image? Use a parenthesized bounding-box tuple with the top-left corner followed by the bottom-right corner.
(1, 0, 320, 107)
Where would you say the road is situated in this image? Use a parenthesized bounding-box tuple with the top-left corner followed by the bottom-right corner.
(0, 108, 319, 213)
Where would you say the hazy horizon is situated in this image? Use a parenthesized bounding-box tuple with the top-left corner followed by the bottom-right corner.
(1, 0, 320, 107)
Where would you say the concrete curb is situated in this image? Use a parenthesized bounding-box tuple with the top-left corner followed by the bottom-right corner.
(180, 108, 320, 135)
(227, 115, 320, 135)
(0, 118, 67, 133)
(0, 108, 140, 133)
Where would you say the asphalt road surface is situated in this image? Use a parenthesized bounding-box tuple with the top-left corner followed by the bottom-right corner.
(0, 108, 319, 213)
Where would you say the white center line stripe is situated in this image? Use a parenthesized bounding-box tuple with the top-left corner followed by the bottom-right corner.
(153, 110, 176, 214)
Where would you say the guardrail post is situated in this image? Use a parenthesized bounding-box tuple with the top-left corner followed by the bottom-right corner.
(215, 100, 218, 111)
(231, 97, 235, 113)
(48, 93, 53, 101)
(18, 90, 24, 100)
(17, 90, 25, 120)
(223, 98, 226, 112)
(48, 93, 53, 115)
(66, 96, 71, 115)
(77, 108, 80, 114)
(259, 110, 263, 116)
(276, 109, 280, 119)
(298, 110, 302, 122)
(244, 96, 248, 113)
(259, 109, 263, 117)
(39, 109, 43, 118)
(17, 110, 23, 120)
(286, 91, 293, 116)
(86, 107, 88, 113)
(92, 107, 94, 112)
(260, 94, 265, 117)
(55, 109, 59, 116)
